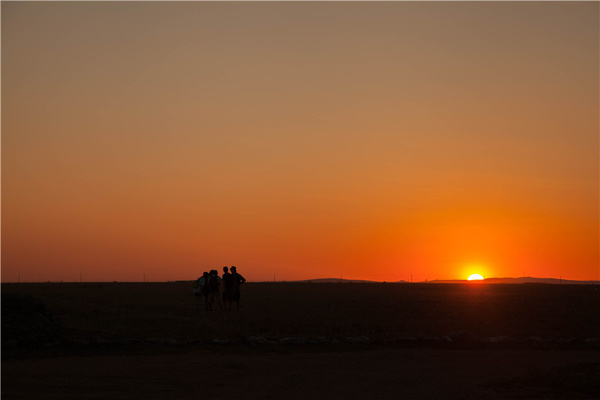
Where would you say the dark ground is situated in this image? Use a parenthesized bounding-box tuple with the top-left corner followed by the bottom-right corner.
(2, 282, 599, 399)
(3, 347, 599, 400)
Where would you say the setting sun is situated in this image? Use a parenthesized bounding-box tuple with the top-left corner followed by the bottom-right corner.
(467, 274, 484, 281)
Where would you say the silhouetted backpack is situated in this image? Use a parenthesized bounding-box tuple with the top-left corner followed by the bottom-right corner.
(207, 275, 219, 293)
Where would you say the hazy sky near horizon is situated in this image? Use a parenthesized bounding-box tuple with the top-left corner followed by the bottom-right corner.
(2, 2, 598, 282)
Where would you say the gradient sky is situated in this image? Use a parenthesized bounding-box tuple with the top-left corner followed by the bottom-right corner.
(2, 2, 598, 282)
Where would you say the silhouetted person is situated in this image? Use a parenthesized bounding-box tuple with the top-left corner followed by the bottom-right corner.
(193, 272, 208, 310)
(200, 271, 210, 310)
(205, 269, 220, 311)
(222, 266, 234, 311)
(230, 266, 246, 310)
(215, 269, 224, 310)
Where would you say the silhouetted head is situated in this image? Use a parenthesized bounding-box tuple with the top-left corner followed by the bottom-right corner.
(231, 266, 237, 272)
(203, 272, 209, 278)
(223, 266, 228, 273)
(210, 269, 218, 275)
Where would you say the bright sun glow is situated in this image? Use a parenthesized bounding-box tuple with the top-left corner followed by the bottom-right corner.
(467, 274, 484, 281)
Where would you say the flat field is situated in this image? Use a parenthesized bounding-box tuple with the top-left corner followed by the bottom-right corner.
(2, 282, 599, 399)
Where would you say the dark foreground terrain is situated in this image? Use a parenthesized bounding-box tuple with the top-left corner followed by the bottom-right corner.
(2, 282, 599, 399)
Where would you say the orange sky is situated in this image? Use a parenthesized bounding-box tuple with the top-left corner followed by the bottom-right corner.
(2, 2, 598, 282)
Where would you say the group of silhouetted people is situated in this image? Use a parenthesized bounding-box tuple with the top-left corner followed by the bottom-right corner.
(193, 266, 246, 311)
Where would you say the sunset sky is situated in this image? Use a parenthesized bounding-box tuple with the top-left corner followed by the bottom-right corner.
(2, 2, 598, 283)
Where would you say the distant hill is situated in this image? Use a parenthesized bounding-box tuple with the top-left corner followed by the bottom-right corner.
(430, 277, 599, 285)
(483, 277, 599, 285)
(286, 277, 598, 285)
(292, 278, 378, 284)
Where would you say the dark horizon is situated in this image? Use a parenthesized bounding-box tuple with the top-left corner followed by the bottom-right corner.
(4, 276, 599, 284)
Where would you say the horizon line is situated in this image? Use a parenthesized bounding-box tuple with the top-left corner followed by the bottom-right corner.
(2, 276, 599, 284)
